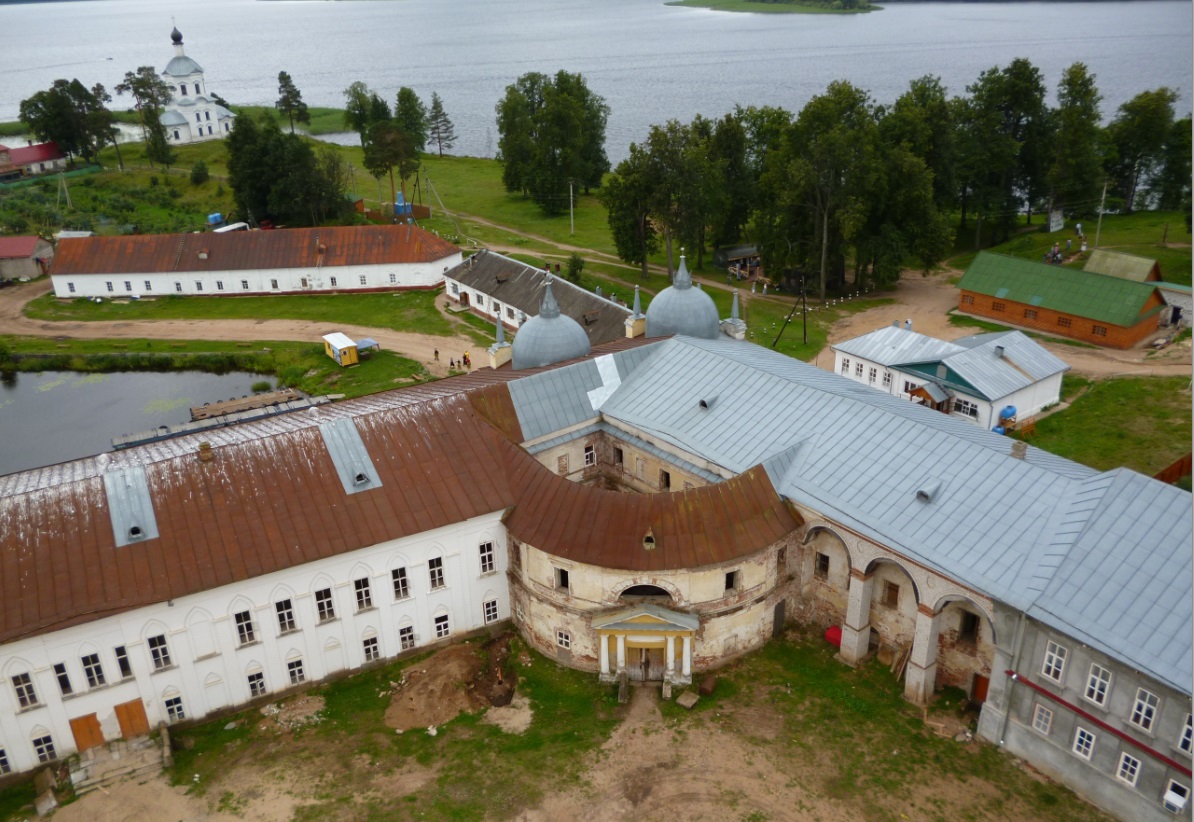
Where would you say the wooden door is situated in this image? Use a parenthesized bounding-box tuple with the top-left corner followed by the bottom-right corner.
(971, 674, 990, 703)
(70, 714, 105, 753)
(114, 699, 150, 738)
(773, 601, 786, 638)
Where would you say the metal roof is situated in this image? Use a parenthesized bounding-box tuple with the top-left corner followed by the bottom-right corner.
(51, 225, 460, 276)
(645, 257, 720, 339)
(511, 279, 591, 369)
(1083, 249, 1159, 282)
(446, 250, 631, 347)
(833, 325, 962, 365)
(0, 236, 42, 259)
(923, 331, 1069, 402)
(958, 252, 1162, 327)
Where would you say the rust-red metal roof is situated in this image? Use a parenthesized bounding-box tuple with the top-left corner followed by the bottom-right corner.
(0, 337, 794, 644)
(50, 224, 459, 276)
(0, 236, 41, 259)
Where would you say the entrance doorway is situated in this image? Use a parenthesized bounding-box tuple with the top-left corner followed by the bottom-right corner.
(627, 648, 665, 682)
(69, 713, 105, 753)
(114, 699, 150, 738)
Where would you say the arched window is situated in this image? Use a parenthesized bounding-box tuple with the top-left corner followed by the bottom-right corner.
(620, 584, 671, 600)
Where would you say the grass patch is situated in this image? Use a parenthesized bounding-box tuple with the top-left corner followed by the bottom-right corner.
(25, 290, 459, 337)
(0, 335, 429, 400)
(0, 779, 36, 821)
(232, 105, 352, 136)
(1020, 376, 1191, 475)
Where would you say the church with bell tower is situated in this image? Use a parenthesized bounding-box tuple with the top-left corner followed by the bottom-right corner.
(159, 26, 235, 145)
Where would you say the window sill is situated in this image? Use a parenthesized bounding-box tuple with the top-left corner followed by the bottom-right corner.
(195, 652, 221, 662)
(18, 703, 45, 714)
(237, 641, 261, 650)
(317, 617, 340, 626)
(278, 628, 300, 638)
(429, 586, 448, 594)
(393, 595, 412, 603)
(151, 664, 178, 675)
(356, 607, 376, 615)
(479, 570, 498, 579)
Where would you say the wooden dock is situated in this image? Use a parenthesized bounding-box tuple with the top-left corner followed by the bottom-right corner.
(191, 389, 302, 421)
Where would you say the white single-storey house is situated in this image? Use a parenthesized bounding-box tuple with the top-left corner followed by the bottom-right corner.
(49, 225, 461, 299)
(832, 324, 1069, 430)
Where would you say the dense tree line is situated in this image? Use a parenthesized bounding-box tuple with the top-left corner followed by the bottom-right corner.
(495, 71, 610, 215)
(225, 114, 351, 226)
(599, 60, 1189, 296)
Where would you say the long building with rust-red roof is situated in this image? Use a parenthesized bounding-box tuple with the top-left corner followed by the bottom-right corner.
(49, 224, 462, 298)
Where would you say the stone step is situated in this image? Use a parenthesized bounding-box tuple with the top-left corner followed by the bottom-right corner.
(73, 757, 163, 795)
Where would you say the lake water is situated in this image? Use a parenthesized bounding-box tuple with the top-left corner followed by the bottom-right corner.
(0, 370, 267, 475)
(0, 0, 1189, 161)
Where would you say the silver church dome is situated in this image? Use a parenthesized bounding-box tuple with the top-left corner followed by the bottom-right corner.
(512, 277, 591, 369)
(645, 255, 720, 339)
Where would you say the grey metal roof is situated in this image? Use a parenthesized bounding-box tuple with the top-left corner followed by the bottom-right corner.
(645, 257, 720, 339)
(511, 278, 591, 369)
(940, 332, 1070, 401)
(833, 325, 962, 366)
(160, 110, 187, 126)
(103, 466, 159, 547)
(447, 250, 631, 347)
(319, 418, 382, 495)
(163, 55, 203, 77)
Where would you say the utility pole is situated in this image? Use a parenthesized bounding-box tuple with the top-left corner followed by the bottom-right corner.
(569, 180, 574, 236)
(1094, 182, 1107, 249)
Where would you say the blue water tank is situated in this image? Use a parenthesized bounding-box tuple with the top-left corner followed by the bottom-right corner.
(1000, 405, 1017, 420)
(207, 212, 223, 225)
(993, 426, 1006, 435)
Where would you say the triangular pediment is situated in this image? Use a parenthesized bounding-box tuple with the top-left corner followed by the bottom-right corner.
(592, 603, 698, 633)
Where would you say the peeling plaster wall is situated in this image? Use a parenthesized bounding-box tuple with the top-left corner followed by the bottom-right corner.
(866, 563, 919, 649)
(934, 601, 994, 694)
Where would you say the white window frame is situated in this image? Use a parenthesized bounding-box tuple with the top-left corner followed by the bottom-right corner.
(1041, 640, 1067, 683)
(67, 282, 76, 293)
(241, 280, 249, 290)
(0, 747, 10, 775)
(1084, 663, 1112, 707)
(479, 542, 495, 575)
(235, 610, 256, 645)
(1072, 726, 1095, 760)
(392, 567, 410, 600)
(1179, 713, 1192, 755)
(363, 636, 380, 662)
(434, 614, 450, 639)
(148, 634, 172, 670)
(165, 696, 185, 723)
(854, 362, 863, 377)
(81, 653, 105, 688)
(867, 366, 877, 384)
(429, 557, 445, 590)
(1131, 688, 1159, 733)
(354, 577, 373, 611)
(315, 588, 336, 622)
(556, 630, 571, 650)
(1116, 751, 1141, 787)
(840, 358, 849, 375)
(952, 398, 979, 419)
(483, 599, 499, 624)
(53, 663, 73, 696)
(1032, 703, 1053, 735)
(247, 671, 266, 697)
(174, 282, 182, 293)
(359, 275, 367, 286)
(144, 280, 152, 291)
(276, 599, 297, 633)
(882, 371, 892, 388)
(399, 625, 415, 651)
(287, 659, 305, 685)
(584, 444, 596, 467)
(389, 273, 397, 284)
(1164, 780, 1190, 813)
(115, 646, 132, 679)
(33, 735, 55, 763)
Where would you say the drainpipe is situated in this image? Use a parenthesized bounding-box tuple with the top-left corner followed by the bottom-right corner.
(997, 611, 1028, 746)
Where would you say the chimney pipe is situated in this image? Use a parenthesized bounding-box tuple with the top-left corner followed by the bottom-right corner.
(1011, 440, 1028, 460)
(198, 441, 214, 463)
(904, 319, 912, 331)
(994, 345, 1005, 358)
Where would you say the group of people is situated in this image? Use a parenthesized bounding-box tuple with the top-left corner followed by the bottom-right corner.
(433, 348, 471, 370)
(1043, 224, 1089, 265)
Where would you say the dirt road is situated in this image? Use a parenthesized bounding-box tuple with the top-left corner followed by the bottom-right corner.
(0, 280, 478, 378)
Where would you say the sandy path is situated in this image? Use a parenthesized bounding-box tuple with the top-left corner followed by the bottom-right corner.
(0, 280, 480, 378)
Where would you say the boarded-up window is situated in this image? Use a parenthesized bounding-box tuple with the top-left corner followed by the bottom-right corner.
(557, 455, 570, 475)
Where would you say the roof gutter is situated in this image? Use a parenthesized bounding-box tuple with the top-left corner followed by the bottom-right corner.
(1004, 669, 1192, 777)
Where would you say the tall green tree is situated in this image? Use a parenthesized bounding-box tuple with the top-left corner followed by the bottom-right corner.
(879, 75, 957, 211)
(19, 79, 116, 164)
(88, 83, 123, 170)
(1105, 87, 1178, 212)
(115, 66, 172, 146)
(275, 71, 310, 134)
(601, 142, 660, 279)
(495, 71, 609, 214)
(394, 87, 428, 153)
(708, 113, 751, 248)
(427, 92, 457, 158)
(1154, 116, 1191, 213)
(343, 82, 390, 147)
(363, 121, 417, 211)
(643, 119, 719, 271)
(143, 108, 176, 170)
(1047, 63, 1103, 214)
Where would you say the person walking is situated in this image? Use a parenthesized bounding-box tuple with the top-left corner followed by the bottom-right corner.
(434, 348, 439, 361)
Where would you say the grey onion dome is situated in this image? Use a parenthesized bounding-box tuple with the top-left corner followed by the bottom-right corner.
(645, 254, 720, 339)
(512, 277, 591, 369)
(170, 26, 183, 44)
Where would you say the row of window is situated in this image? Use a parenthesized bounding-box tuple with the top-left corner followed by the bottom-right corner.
(70, 271, 407, 297)
(12, 639, 166, 710)
(448, 284, 520, 322)
(838, 359, 896, 390)
(961, 296, 1110, 336)
(1042, 641, 1186, 741)
(1033, 703, 1191, 812)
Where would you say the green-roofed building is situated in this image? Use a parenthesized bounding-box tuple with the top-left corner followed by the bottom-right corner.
(1083, 249, 1163, 283)
(956, 252, 1167, 349)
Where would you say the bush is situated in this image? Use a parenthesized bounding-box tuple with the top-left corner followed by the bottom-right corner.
(566, 252, 585, 284)
(190, 160, 210, 186)
(251, 380, 272, 393)
(149, 175, 159, 187)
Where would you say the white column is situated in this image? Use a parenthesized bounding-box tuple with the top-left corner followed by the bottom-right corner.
(839, 568, 874, 665)
(681, 636, 692, 677)
(904, 604, 941, 704)
(665, 635, 675, 677)
(616, 635, 626, 672)
(599, 633, 609, 675)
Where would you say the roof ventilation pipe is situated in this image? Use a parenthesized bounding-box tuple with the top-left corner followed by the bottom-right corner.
(698, 395, 718, 410)
(1011, 440, 1028, 460)
(915, 480, 941, 503)
(904, 319, 912, 331)
(891, 320, 900, 329)
(994, 345, 1005, 358)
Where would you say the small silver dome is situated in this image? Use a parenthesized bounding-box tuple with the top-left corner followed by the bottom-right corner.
(645, 255, 719, 339)
(512, 278, 591, 369)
